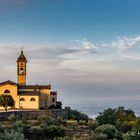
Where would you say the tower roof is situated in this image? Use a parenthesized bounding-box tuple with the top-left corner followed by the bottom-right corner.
(17, 50, 27, 62)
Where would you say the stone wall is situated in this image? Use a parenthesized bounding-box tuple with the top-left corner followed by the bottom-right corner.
(0, 109, 68, 121)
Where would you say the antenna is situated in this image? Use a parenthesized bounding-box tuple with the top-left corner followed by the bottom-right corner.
(21, 46, 24, 53)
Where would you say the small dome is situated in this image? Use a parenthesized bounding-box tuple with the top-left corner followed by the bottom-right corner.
(17, 51, 27, 62)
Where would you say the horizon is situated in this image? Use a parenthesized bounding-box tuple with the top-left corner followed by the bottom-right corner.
(0, 0, 140, 115)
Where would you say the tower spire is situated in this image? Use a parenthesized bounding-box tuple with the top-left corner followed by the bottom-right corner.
(17, 49, 27, 62)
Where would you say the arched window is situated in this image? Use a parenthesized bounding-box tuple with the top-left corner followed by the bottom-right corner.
(20, 63, 24, 66)
(19, 67, 24, 75)
(20, 98, 25, 101)
(4, 90, 10, 94)
(30, 98, 35, 101)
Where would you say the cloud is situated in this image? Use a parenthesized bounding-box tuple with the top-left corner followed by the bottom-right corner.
(0, 37, 140, 108)
(111, 36, 140, 50)
(75, 39, 99, 53)
(80, 39, 99, 53)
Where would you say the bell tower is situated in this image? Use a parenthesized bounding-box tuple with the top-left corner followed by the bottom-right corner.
(17, 50, 27, 85)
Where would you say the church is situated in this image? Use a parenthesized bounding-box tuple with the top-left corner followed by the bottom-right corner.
(0, 51, 58, 110)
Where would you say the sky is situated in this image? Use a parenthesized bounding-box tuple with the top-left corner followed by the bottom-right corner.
(0, 0, 140, 113)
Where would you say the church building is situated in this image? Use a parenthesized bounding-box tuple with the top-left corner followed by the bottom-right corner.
(0, 51, 58, 110)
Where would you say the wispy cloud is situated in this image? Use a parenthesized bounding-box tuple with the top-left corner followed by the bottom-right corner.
(79, 39, 99, 53)
(111, 36, 140, 50)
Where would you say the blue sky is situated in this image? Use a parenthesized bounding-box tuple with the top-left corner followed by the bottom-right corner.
(0, 0, 140, 42)
(1, 0, 140, 113)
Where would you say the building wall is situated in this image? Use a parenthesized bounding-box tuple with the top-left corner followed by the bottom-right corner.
(0, 84, 18, 109)
(39, 89, 51, 107)
(19, 95, 39, 109)
(50, 94, 57, 106)
(0, 84, 57, 110)
(17, 76, 26, 85)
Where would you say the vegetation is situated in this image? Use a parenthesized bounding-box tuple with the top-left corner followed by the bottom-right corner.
(91, 106, 139, 140)
(0, 94, 14, 112)
(0, 130, 25, 140)
(65, 107, 89, 122)
(0, 106, 139, 139)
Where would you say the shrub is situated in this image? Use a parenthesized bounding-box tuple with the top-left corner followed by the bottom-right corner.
(78, 120, 87, 125)
(92, 133, 108, 140)
(54, 136, 72, 140)
(0, 130, 25, 140)
(8, 114, 17, 123)
(12, 120, 31, 139)
(38, 115, 66, 126)
(123, 130, 140, 140)
(95, 124, 121, 139)
(12, 120, 24, 133)
(38, 115, 55, 125)
(88, 119, 98, 130)
(31, 125, 65, 140)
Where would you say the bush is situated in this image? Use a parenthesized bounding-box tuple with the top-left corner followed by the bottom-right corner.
(78, 120, 87, 125)
(38, 115, 66, 126)
(95, 124, 121, 139)
(12, 120, 24, 133)
(123, 130, 140, 140)
(31, 125, 65, 140)
(38, 115, 56, 126)
(54, 137, 72, 140)
(88, 119, 98, 130)
(92, 133, 108, 140)
(12, 120, 31, 139)
(8, 114, 17, 123)
(0, 130, 25, 140)
(31, 128, 44, 140)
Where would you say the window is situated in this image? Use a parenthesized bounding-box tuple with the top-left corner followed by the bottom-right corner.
(20, 98, 25, 101)
(30, 98, 35, 101)
(52, 98, 55, 102)
(4, 90, 10, 94)
(19, 67, 24, 75)
(20, 63, 24, 66)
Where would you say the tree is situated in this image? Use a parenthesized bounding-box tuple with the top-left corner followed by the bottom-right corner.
(65, 107, 89, 122)
(115, 106, 136, 122)
(96, 108, 116, 125)
(95, 124, 122, 140)
(96, 107, 136, 127)
(0, 94, 14, 112)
